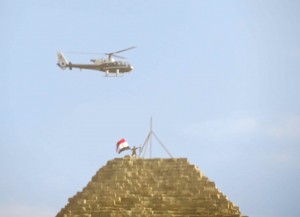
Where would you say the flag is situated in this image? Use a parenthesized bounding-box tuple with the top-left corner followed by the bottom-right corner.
(116, 138, 130, 154)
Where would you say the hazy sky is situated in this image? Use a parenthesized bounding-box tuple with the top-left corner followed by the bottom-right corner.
(1, 1, 300, 217)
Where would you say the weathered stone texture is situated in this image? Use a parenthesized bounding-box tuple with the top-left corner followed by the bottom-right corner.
(56, 157, 247, 217)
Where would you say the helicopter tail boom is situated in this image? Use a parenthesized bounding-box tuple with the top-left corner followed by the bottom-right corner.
(57, 51, 69, 70)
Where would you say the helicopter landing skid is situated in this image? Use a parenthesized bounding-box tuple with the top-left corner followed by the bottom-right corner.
(103, 75, 124, 78)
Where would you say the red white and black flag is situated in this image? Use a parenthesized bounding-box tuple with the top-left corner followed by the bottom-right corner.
(116, 138, 130, 154)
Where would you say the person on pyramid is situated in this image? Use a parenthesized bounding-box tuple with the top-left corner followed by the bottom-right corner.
(131, 146, 140, 157)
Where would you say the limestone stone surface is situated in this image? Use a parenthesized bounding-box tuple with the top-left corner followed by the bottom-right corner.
(56, 157, 248, 217)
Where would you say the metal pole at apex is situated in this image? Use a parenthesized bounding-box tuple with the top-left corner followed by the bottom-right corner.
(138, 117, 173, 158)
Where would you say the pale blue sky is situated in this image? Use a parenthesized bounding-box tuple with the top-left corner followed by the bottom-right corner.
(1, 1, 300, 217)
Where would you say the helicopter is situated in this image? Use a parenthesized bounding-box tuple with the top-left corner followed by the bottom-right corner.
(57, 47, 136, 76)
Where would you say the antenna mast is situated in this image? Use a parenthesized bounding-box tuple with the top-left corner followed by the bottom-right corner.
(138, 117, 173, 158)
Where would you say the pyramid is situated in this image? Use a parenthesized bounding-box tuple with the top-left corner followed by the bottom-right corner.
(56, 157, 247, 217)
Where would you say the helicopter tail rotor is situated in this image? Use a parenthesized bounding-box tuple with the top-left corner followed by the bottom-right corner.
(57, 51, 69, 70)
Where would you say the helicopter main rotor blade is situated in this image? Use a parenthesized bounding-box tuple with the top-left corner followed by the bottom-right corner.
(106, 46, 136, 55)
(69, 51, 104, 55)
(69, 46, 136, 59)
(111, 54, 126, 59)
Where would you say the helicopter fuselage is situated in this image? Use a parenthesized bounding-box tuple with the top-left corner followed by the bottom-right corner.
(69, 60, 133, 73)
